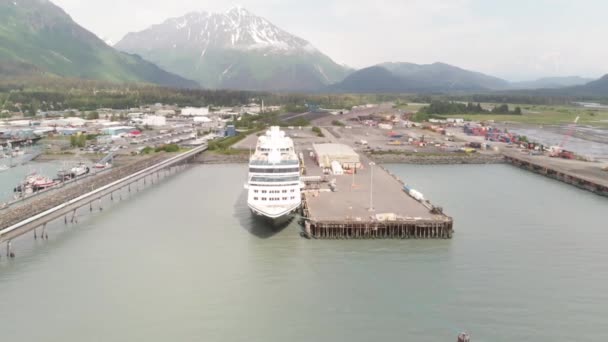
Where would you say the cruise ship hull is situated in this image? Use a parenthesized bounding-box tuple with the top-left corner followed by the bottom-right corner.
(248, 203, 300, 226)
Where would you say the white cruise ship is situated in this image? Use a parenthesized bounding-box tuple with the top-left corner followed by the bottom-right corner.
(245, 126, 302, 223)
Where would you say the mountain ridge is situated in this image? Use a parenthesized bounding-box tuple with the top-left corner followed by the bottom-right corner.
(329, 62, 510, 93)
(115, 7, 351, 91)
(0, 0, 198, 88)
(510, 76, 594, 90)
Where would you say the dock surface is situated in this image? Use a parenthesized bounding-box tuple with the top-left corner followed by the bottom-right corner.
(304, 154, 440, 222)
(504, 151, 608, 196)
(300, 149, 453, 239)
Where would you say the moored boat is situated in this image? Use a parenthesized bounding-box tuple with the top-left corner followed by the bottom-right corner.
(245, 126, 302, 224)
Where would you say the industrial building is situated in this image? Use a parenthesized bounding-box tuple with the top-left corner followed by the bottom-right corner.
(180, 107, 209, 116)
(312, 143, 361, 169)
(142, 115, 166, 127)
(101, 126, 135, 137)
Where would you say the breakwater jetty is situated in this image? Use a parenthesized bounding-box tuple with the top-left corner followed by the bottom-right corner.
(0, 145, 207, 257)
(504, 151, 608, 197)
(367, 152, 504, 165)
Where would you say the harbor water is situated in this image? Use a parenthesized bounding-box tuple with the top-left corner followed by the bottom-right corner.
(0, 164, 607, 341)
(0, 160, 64, 203)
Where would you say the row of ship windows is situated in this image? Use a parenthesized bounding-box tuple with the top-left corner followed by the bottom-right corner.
(254, 189, 296, 194)
(249, 168, 300, 173)
(250, 176, 300, 182)
(259, 148, 292, 152)
(250, 183, 299, 187)
(253, 197, 297, 201)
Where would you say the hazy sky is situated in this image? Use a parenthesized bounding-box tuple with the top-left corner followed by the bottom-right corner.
(53, 0, 608, 81)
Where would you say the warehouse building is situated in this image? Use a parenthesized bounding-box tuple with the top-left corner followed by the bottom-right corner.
(180, 107, 209, 116)
(313, 143, 361, 169)
(101, 126, 135, 137)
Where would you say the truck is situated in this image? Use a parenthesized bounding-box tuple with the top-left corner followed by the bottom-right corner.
(549, 146, 575, 159)
(355, 139, 368, 145)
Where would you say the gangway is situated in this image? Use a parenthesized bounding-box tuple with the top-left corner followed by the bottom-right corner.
(96, 152, 115, 166)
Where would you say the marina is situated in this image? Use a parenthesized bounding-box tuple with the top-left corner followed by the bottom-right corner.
(0, 144, 208, 253)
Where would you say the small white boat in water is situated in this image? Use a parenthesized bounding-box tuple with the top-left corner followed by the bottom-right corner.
(70, 163, 90, 178)
(0, 164, 9, 172)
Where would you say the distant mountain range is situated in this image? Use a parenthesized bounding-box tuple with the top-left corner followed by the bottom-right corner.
(0, 1, 605, 97)
(329, 62, 510, 93)
(544, 74, 608, 97)
(510, 76, 594, 90)
(0, 0, 197, 88)
(115, 7, 351, 91)
(327, 63, 606, 94)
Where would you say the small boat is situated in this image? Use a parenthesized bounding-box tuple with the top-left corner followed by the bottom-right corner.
(56, 169, 73, 181)
(31, 175, 57, 190)
(94, 162, 111, 169)
(0, 164, 9, 172)
(70, 163, 90, 178)
(14, 173, 58, 193)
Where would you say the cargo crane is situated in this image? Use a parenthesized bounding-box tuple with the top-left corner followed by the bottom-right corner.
(549, 116, 579, 159)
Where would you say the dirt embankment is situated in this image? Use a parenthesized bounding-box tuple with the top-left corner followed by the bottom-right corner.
(193, 151, 249, 164)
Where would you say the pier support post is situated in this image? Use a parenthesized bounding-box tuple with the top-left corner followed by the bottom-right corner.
(70, 210, 77, 224)
(43, 223, 48, 240)
(6, 240, 14, 258)
(90, 202, 93, 212)
(111, 192, 114, 202)
(98, 198, 103, 212)
(34, 228, 37, 240)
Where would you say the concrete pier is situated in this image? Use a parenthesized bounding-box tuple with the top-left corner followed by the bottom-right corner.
(300, 152, 453, 240)
(504, 151, 608, 197)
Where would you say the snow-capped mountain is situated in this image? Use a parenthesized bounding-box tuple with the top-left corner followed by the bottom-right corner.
(115, 7, 350, 91)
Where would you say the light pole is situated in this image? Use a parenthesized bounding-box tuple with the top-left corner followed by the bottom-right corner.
(368, 161, 375, 211)
(351, 163, 356, 190)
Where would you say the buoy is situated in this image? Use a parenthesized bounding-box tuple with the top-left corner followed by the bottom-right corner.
(458, 332, 470, 342)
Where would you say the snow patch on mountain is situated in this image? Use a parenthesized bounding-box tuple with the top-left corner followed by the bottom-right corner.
(119, 6, 312, 53)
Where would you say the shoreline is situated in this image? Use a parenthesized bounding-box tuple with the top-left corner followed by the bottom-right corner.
(193, 150, 506, 165)
(193, 151, 250, 164)
(366, 152, 505, 165)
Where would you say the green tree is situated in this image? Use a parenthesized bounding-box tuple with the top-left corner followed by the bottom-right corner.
(70, 134, 87, 148)
(86, 111, 100, 120)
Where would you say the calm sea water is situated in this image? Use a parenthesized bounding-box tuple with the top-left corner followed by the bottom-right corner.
(0, 164, 607, 341)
